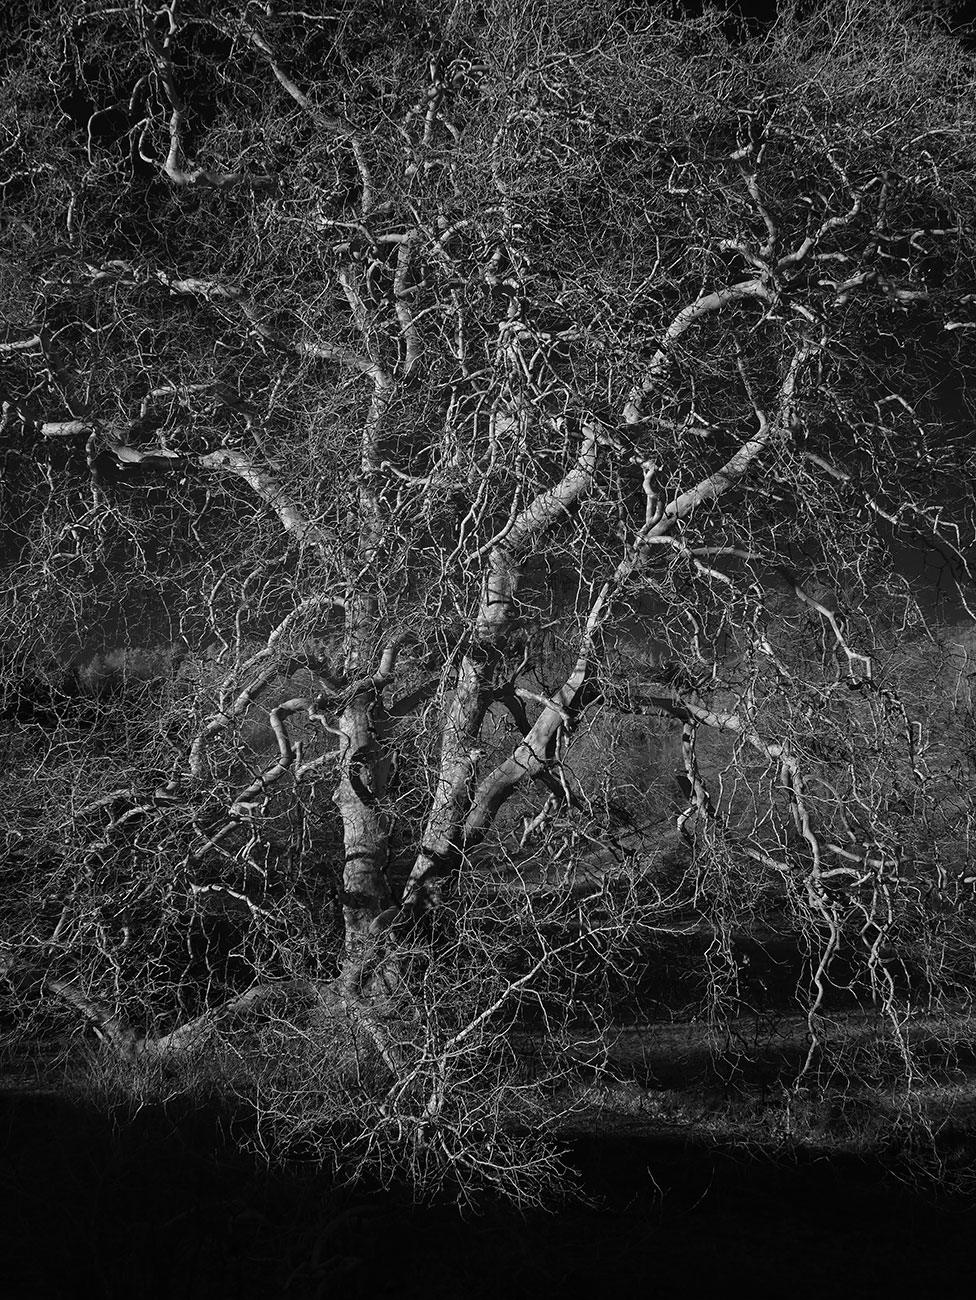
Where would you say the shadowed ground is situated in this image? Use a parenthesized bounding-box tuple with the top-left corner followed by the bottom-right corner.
(2, 1074, 976, 1300)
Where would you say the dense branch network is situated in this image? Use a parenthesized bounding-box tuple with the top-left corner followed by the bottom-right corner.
(1, 0, 975, 1195)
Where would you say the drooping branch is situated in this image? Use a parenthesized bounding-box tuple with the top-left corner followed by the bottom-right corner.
(46, 978, 143, 1060)
(244, 24, 376, 213)
(45, 972, 321, 1060)
(199, 448, 321, 544)
(138, 9, 275, 190)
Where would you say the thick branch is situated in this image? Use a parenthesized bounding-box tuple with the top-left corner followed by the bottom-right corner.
(200, 448, 320, 543)
(623, 280, 772, 424)
(400, 425, 599, 909)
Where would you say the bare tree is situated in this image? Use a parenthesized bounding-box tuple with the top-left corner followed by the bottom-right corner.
(2, 0, 975, 1198)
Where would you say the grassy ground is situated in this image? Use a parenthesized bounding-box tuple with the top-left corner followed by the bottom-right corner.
(540, 1012, 976, 1168)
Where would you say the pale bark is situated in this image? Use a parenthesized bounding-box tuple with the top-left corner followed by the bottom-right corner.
(401, 424, 599, 909)
(199, 449, 319, 543)
(333, 696, 394, 955)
